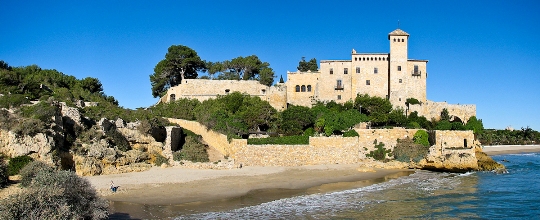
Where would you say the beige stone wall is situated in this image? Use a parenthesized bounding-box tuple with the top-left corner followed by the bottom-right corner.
(165, 119, 477, 168)
(166, 118, 234, 157)
(354, 128, 420, 160)
(415, 101, 476, 122)
(161, 79, 286, 111)
(351, 54, 390, 100)
(286, 71, 320, 107)
(318, 61, 353, 103)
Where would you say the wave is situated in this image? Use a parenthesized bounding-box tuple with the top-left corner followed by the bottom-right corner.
(175, 170, 470, 219)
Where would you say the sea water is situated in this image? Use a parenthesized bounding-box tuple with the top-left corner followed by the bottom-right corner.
(176, 153, 540, 219)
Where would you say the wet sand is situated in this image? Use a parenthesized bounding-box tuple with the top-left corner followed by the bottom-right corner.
(85, 164, 413, 219)
(482, 145, 540, 156)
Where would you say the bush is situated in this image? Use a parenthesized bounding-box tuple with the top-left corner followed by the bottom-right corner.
(7, 155, 33, 176)
(0, 157, 8, 188)
(19, 161, 55, 187)
(413, 130, 430, 147)
(0, 166, 108, 219)
(247, 135, 309, 145)
(303, 127, 315, 137)
(0, 94, 30, 109)
(366, 140, 391, 161)
(12, 118, 47, 137)
(105, 128, 131, 152)
(343, 129, 359, 137)
(153, 154, 169, 166)
(174, 136, 209, 162)
(394, 138, 430, 163)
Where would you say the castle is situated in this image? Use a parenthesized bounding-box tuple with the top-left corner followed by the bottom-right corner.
(160, 29, 476, 122)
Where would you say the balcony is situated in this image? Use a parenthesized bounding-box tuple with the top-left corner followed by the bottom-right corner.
(335, 85, 344, 90)
(412, 70, 422, 77)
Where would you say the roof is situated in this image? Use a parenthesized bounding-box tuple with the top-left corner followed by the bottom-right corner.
(388, 29, 409, 39)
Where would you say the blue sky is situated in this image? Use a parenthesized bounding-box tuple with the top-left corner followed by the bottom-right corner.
(1, 0, 539, 130)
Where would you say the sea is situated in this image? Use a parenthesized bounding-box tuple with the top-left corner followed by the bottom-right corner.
(170, 153, 540, 220)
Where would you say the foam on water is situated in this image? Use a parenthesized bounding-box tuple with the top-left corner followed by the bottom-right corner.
(176, 170, 466, 219)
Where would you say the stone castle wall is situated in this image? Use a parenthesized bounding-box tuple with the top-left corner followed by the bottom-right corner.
(166, 119, 474, 167)
(409, 101, 476, 122)
(161, 79, 287, 111)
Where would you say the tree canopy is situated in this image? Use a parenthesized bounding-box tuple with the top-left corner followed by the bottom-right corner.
(150, 45, 206, 98)
(297, 57, 318, 72)
(208, 55, 275, 86)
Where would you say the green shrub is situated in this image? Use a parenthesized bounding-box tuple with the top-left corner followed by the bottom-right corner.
(153, 154, 169, 166)
(7, 155, 33, 176)
(394, 138, 430, 163)
(435, 120, 452, 130)
(366, 140, 391, 161)
(105, 128, 131, 152)
(20, 101, 58, 123)
(407, 121, 421, 129)
(12, 118, 47, 137)
(0, 166, 108, 219)
(173, 151, 183, 161)
(0, 94, 30, 109)
(247, 135, 309, 145)
(0, 157, 8, 188)
(413, 130, 430, 147)
(303, 127, 315, 137)
(0, 109, 15, 130)
(343, 129, 359, 137)
(19, 161, 55, 187)
(174, 136, 209, 162)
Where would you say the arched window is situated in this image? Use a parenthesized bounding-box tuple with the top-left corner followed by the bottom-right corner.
(295, 85, 300, 92)
(225, 89, 230, 94)
(307, 85, 312, 92)
(363, 57, 365, 61)
(393, 38, 396, 42)
(170, 94, 176, 102)
(378, 57, 381, 61)
(301, 85, 306, 92)
(355, 57, 357, 61)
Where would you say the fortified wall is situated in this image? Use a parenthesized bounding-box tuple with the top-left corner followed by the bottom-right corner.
(166, 118, 474, 167)
(409, 101, 476, 122)
(160, 79, 287, 111)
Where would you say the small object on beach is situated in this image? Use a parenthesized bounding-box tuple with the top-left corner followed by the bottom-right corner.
(111, 180, 120, 193)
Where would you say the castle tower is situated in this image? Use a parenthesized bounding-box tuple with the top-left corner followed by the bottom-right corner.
(388, 29, 410, 109)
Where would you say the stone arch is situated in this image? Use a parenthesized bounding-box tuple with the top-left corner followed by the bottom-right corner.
(170, 94, 176, 102)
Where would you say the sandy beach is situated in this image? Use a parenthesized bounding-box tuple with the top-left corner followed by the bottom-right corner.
(85, 164, 412, 218)
(482, 145, 540, 156)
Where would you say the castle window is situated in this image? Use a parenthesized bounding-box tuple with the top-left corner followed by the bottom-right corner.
(356, 67, 360, 73)
(337, 95, 342, 100)
(344, 68, 348, 74)
(383, 57, 386, 61)
(414, 65, 419, 75)
(225, 89, 230, 94)
(363, 57, 365, 61)
(399, 79, 402, 83)
(295, 85, 300, 92)
(398, 66, 401, 71)
(371, 57, 373, 61)
(393, 38, 396, 42)
(366, 80, 370, 85)
(378, 57, 381, 61)
(374, 67, 378, 74)
(335, 80, 343, 90)
(330, 68, 334, 74)
(402, 39, 404, 42)
(355, 57, 357, 61)
(307, 85, 312, 92)
(170, 94, 176, 102)
(261, 89, 266, 94)
(399, 98, 402, 101)
(301, 85, 306, 92)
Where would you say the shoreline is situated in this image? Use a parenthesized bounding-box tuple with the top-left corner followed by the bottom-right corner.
(482, 145, 540, 156)
(84, 145, 540, 218)
(85, 164, 413, 219)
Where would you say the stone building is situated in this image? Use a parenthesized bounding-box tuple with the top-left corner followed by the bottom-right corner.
(160, 29, 475, 122)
